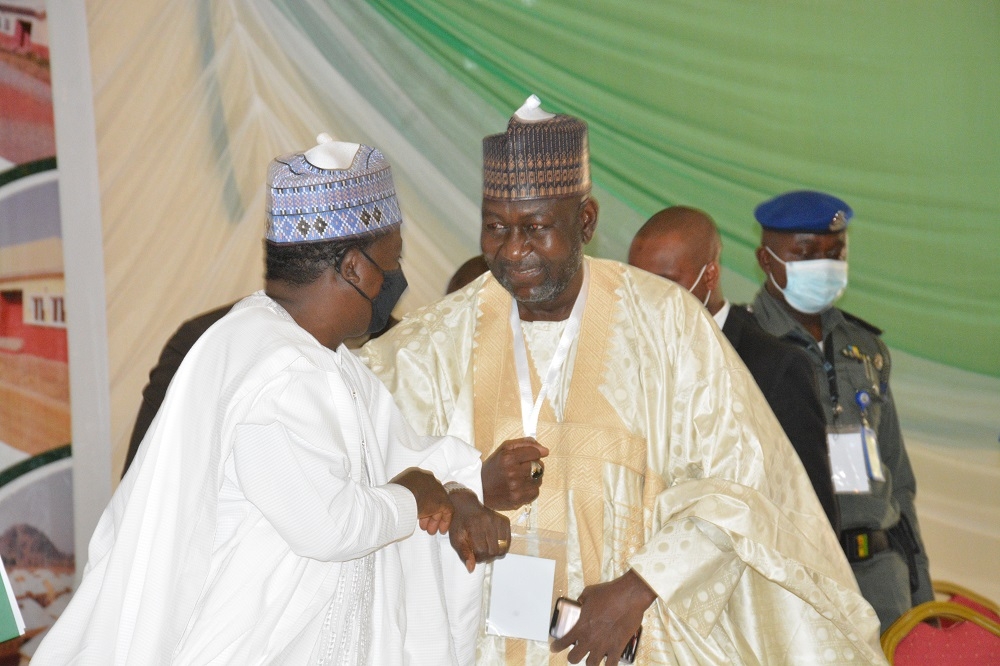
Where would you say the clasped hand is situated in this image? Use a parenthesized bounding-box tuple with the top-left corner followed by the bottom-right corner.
(447, 487, 511, 572)
(391, 467, 511, 572)
(390, 467, 455, 535)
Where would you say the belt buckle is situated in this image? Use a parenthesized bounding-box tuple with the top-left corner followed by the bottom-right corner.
(843, 530, 872, 562)
(854, 532, 870, 559)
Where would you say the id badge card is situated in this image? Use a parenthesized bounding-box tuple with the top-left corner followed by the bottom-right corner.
(485, 528, 566, 642)
(828, 426, 871, 493)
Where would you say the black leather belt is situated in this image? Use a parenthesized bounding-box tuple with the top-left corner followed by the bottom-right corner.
(842, 529, 891, 563)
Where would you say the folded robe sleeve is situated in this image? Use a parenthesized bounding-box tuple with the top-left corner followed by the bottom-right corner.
(370, 377, 483, 495)
(232, 360, 418, 562)
(630, 323, 875, 645)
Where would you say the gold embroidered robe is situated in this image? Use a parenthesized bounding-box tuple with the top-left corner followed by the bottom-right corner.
(362, 258, 885, 665)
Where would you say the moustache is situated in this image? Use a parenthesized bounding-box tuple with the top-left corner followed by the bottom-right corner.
(492, 259, 545, 274)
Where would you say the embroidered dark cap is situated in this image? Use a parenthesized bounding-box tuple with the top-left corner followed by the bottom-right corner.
(482, 95, 591, 201)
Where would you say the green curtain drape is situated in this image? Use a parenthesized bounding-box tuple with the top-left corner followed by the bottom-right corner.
(367, 0, 1000, 377)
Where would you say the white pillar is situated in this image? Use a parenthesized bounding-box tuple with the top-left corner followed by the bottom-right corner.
(48, 0, 112, 575)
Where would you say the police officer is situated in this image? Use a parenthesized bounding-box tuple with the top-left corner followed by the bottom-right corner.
(750, 190, 932, 633)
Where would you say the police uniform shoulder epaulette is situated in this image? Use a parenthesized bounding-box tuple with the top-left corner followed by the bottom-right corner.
(841, 310, 883, 336)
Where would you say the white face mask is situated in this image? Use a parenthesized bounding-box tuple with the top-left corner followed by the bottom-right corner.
(688, 263, 711, 307)
(765, 246, 847, 314)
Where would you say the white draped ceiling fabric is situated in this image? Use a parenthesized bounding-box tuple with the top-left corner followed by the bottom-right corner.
(74, 0, 997, 600)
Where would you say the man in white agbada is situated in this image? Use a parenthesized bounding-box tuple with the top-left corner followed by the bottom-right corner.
(361, 97, 888, 665)
(33, 137, 510, 665)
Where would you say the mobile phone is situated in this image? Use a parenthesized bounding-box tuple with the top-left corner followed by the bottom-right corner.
(549, 597, 582, 640)
(549, 597, 641, 664)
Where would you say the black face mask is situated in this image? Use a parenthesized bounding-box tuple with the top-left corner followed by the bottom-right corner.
(345, 248, 408, 335)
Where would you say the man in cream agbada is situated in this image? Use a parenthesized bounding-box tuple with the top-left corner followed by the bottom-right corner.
(362, 98, 886, 665)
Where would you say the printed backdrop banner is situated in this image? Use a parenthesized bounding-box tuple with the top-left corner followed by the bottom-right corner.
(0, 0, 76, 659)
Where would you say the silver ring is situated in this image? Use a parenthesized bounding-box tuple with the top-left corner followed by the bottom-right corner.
(530, 460, 544, 480)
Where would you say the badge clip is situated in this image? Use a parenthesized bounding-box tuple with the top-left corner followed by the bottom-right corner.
(855, 390, 871, 416)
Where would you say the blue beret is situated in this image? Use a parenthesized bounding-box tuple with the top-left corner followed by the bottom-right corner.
(754, 190, 852, 234)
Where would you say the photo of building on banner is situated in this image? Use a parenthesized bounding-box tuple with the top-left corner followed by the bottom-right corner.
(0, 1, 76, 663)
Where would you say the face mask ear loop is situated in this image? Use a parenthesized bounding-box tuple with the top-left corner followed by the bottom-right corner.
(764, 246, 787, 294)
(688, 263, 708, 292)
(335, 247, 378, 307)
(689, 262, 712, 308)
(356, 247, 385, 275)
(341, 273, 374, 304)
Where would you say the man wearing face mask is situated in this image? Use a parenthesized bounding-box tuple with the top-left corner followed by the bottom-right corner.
(35, 137, 509, 664)
(751, 190, 932, 633)
(628, 206, 838, 534)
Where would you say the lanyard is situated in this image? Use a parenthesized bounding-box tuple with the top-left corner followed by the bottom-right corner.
(822, 333, 844, 418)
(509, 264, 589, 438)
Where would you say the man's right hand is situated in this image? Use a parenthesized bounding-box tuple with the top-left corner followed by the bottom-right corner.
(481, 438, 549, 511)
(446, 487, 512, 572)
(391, 467, 453, 535)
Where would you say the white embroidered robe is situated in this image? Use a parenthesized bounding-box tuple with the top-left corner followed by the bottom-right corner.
(33, 292, 483, 665)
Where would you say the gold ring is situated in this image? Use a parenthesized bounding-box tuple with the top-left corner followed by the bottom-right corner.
(498, 538, 509, 550)
(530, 460, 544, 480)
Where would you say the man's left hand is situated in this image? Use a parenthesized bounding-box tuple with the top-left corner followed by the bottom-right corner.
(390, 467, 453, 535)
(550, 570, 657, 666)
(447, 487, 512, 572)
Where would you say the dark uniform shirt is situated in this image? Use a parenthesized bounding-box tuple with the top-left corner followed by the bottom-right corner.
(751, 288, 933, 631)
